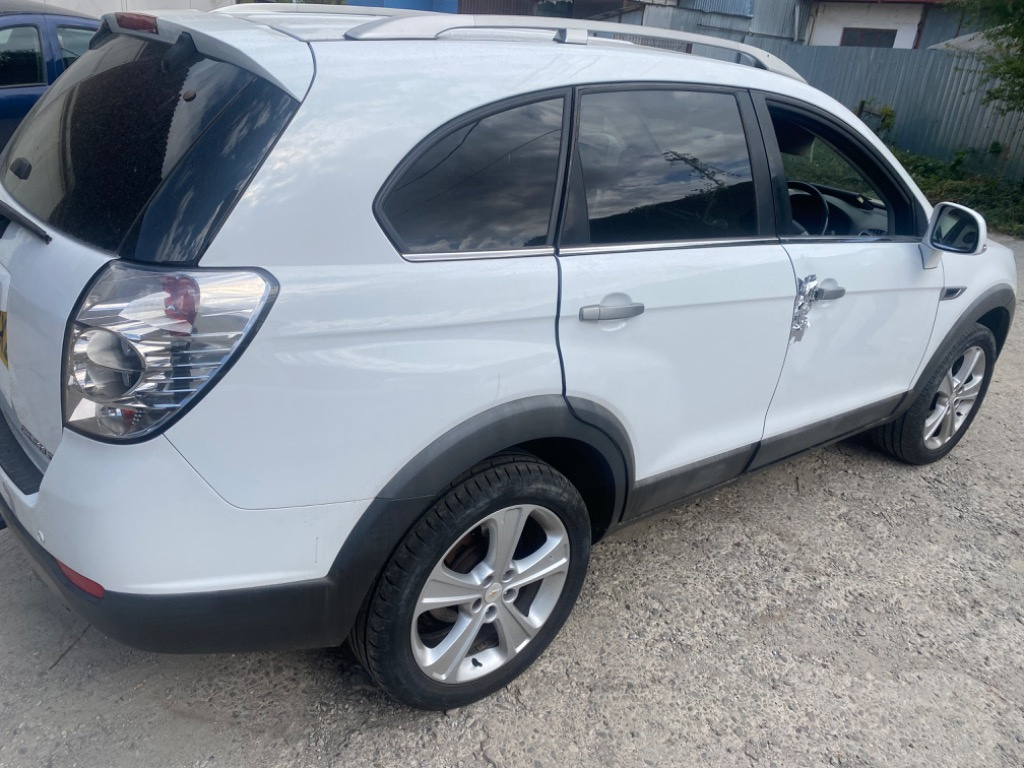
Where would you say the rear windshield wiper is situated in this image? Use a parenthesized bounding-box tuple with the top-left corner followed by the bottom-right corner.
(0, 199, 51, 244)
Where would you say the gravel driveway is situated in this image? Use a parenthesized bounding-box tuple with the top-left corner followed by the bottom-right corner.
(1, 238, 1022, 768)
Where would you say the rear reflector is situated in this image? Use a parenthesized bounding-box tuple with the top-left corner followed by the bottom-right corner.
(56, 560, 106, 599)
(115, 12, 159, 34)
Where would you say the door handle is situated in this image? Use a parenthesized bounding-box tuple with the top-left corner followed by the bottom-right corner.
(579, 302, 645, 322)
(811, 286, 846, 301)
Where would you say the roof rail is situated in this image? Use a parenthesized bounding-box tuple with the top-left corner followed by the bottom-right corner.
(344, 12, 805, 82)
(215, 4, 436, 18)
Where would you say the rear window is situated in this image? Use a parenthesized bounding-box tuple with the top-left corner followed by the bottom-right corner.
(0, 32, 298, 263)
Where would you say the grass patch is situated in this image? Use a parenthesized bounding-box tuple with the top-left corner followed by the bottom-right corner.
(892, 148, 1024, 238)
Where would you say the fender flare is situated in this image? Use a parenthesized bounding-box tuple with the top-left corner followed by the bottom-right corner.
(897, 285, 1016, 417)
(321, 394, 632, 644)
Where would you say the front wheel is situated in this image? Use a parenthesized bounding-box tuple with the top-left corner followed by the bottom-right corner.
(351, 453, 591, 710)
(872, 323, 997, 465)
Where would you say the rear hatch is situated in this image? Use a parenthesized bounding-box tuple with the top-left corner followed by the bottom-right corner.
(0, 11, 311, 475)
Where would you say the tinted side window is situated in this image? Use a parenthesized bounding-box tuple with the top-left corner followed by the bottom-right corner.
(57, 26, 96, 69)
(0, 25, 43, 86)
(766, 103, 918, 238)
(563, 89, 757, 246)
(382, 97, 564, 254)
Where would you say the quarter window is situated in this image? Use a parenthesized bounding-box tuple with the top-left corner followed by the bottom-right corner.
(0, 25, 43, 86)
(381, 97, 565, 254)
(562, 89, 758, 246)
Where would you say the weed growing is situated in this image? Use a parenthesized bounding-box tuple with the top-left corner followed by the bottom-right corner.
(893, 148, 1024, 237)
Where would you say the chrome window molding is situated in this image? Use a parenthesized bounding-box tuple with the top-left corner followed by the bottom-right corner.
(557, 237, 779, 256)
(402, 247, 556, 263)
(778, 235, 920, 246)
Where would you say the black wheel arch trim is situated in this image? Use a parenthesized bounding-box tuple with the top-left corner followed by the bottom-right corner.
(372, 394, 631, 508)
(896, 285, 1015, 419)
(327, 394, 632, 643)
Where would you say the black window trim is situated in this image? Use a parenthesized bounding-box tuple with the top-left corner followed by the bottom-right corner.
(373, 87, 573, 262)
(753, 91, 927, 243)
(554, 82, 779, 254)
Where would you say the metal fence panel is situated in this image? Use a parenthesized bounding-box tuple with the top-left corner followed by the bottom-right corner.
(688, 0, 753, 18)
(751, 40, 1024, 179)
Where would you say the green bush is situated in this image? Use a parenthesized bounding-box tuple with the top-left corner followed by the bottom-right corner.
(892, 147, 1024, 238)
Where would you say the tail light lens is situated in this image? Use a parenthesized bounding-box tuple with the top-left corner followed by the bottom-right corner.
(64, 262, 277, 441)
(114, 12, 159, 34)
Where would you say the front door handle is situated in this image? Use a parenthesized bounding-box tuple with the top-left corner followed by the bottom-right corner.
(811, 286, 846, 301)
(579, 302, 645, 322)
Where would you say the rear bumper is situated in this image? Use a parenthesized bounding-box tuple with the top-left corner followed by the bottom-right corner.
(0, 492, 352, 652)
(0, 411, 381, 653)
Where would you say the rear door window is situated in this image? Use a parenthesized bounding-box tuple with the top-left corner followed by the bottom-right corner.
(1, 32, 298, 263)
(379, 96, 566, 255)
(56, 25, 96, 69)
(0, 25, 44, 86)
(562, 88, 759, 246)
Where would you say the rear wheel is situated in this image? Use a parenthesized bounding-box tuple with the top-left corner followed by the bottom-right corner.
(351, 453, 591, 710)
(872, 323, 996, 464)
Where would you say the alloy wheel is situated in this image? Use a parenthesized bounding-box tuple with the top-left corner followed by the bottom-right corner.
(923, 345, 986, 451)
(411, 504, 570, 684)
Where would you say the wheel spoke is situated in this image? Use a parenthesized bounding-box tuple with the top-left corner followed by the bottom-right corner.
(417, 564, 482, 612)
(923, 399, 949, 441)
(937, 370, 955, 398)
(959, 379, 983, 401)
(954, 347, 985, 390)
(484, 505, 531, 575)
(957, 391, 980, 408)
(959, 364, 986, 400)
(419, 612, 485, 682)
(507, 535, 570, 590)
(939, 402, 958, 443)
(493, 602, 539, 656)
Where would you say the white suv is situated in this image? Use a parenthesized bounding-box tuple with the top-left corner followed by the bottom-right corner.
(0, 5, 1015, 710)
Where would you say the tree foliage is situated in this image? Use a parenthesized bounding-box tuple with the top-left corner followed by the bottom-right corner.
(948, 0, 1024, 111)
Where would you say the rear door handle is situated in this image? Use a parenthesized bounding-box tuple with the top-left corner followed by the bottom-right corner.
(579, 302, 645, 322)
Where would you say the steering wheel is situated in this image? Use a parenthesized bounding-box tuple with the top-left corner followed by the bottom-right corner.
(787, 181, 830, 236)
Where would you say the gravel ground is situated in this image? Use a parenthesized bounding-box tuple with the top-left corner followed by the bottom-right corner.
(1, 238, 1022, 768)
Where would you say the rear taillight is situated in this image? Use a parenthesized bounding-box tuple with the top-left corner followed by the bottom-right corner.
(64, 262, 277, 441)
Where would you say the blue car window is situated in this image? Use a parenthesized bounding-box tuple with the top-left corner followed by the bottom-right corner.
(0, 25, 44, 86)
(56, 26, 95, 70)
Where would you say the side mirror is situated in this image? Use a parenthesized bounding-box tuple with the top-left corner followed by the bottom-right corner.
(920, 202, 987, 268)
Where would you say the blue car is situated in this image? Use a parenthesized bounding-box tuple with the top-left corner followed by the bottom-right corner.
(0, 0, 98, 148)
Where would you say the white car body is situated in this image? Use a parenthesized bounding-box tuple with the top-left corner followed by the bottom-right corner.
(0, 5, 1015, 705)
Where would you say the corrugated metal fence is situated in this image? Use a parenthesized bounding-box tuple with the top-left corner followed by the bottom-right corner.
(751, 40, 1024, 180)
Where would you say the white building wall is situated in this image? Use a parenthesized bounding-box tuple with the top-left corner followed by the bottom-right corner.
(807, 2, 924, 48)
(30, 0, 232, 18)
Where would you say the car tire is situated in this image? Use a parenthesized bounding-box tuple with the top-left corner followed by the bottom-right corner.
(351, 452, 591, 710)
(872, 323, 997, 465)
